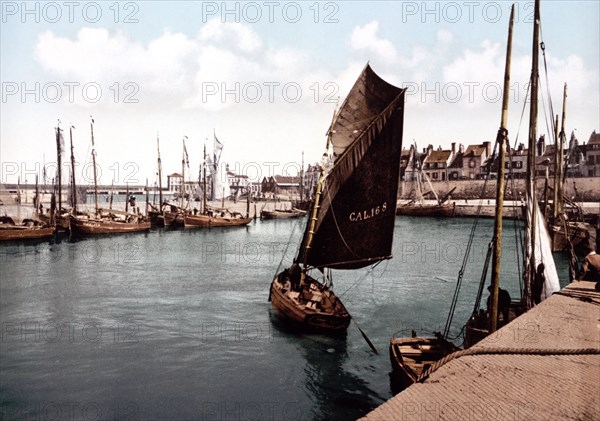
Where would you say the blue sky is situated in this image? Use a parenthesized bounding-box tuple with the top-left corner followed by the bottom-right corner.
(1, 1, 599, 186)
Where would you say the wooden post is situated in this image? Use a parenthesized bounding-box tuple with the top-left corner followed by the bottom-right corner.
(489, 4, 514, 334)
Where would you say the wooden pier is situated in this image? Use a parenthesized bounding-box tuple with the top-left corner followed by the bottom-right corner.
(361, 281, 600, 420)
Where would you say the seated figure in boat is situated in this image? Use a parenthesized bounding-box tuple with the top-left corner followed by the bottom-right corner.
(577, 241, 600, 288)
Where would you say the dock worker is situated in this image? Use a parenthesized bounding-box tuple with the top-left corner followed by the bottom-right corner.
(577, 242, 600, 289)
(487, 285, 511, 326)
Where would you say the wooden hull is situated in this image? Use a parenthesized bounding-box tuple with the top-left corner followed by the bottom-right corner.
(69, 216, 150, 237)
(163, 211, 184, 228)
(0, 226, 55, 241)
(260, 209, 307, 219)
(148, 210, 165, 228)
(464, 300, 524, 348)
(550, 221, 591, 254)
(396, 203, 455, 217)
(269, 274, 351, 333)
(184, 213, 252, 228)
(389, 336, 459, 389)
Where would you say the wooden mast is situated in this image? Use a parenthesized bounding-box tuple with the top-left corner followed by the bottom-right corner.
(525, 0, 541, 309)
(203, 142, 207, 214)
(489, 4, 514, 334)
(69, 125, 77, 213)
(55, 121, 62, 213)
(157, 133, 163, 210)
(557, 84, 567, 217)
(301, 108, 337, 266)
(90, 116, 99, 216)
(553, 114, 560, 220)
(181, 136, 188, 209)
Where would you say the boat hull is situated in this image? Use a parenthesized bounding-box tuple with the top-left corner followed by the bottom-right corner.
(389, 336, 459, 389)
(69, 216, 151, 237)
(184, 213, 252, 228)
(0, 226, 55, 241)
(396, 203, 455, 217)
(260, 209, 307, 220)
(269, 275, 350, 333)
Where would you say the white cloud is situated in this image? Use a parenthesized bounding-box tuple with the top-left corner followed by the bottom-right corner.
(350, 21, 398, 63)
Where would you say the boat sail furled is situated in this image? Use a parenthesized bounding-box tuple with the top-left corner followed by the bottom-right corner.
(270, 64, 405, 333)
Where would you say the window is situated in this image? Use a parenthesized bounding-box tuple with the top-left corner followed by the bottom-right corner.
(432, 172, 438, 179)
(588, 156, 595, 165)
(469, 160, 475, 168)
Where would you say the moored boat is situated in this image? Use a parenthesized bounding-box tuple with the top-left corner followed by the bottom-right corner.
(269, 63, 406, 334)
(389, 334, 460, 389)
(260, 208, 307, 220)
(0, 216, 55, 241)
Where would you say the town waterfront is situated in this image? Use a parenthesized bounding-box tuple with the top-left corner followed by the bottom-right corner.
(0, 216, 569, 420)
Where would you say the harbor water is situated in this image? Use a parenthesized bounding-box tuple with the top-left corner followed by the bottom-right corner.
(0, 216, 569, 420)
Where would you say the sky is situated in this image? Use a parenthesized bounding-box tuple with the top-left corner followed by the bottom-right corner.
(1, 0, 599, 186)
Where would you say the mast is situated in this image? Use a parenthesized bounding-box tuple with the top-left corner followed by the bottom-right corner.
(489, 4, 514, 334)
(55, 120, 62, 213)
(145, 178, 149, 217)
(557, 84, 567, 217)
(300, 151, 304, 202)
(157, 133, 163, 209)
(300, 109, 336, 266)
(69, 125, 77, 213)
(525, 0, 541, 309)
(181, 137, 187, 209)
(90, 116, 99, 216)
(553, 114, 559, 220)
(34, 174, 39, 215)
(125, 183, 129, 213)
(203, 142, 207, 214)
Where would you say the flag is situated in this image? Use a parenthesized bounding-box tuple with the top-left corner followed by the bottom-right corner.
(214, 133, 224, 165)
(183, 136, 189, 167)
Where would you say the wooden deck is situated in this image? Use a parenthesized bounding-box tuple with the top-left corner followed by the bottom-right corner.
(361, 281, 600, 421)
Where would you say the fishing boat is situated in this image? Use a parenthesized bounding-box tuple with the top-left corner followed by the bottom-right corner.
(0, 216, 55, 241)
(389, 334, 459, 388)
(390, 6, 518, 388)
(464, 0, 560, 347)
(183, 136, 252, 228)
(260, 208, 307, 220)
(396, 144, 456, 217)
(68, 118, 151, 238)
(269, 63, 406, 333)
(148, 133, 166, 227)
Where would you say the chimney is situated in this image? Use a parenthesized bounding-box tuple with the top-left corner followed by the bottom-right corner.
(483, 141, 491, 156)
(451, 142, 456, 154)
(537, 135, 545, 156)
(459, 143, 464, 154)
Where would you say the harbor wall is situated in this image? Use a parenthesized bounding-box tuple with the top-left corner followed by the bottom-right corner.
(399, 176, 600, 202)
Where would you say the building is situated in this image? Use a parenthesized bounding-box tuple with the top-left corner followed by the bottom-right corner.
(583, 131, 600, 177)
(423, 143, 456, 181)
(261, 175, 301, 198)
(462, 142, 491, 179)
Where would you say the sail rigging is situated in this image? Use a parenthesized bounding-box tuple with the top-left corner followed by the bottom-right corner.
(297, 64, 405, 270)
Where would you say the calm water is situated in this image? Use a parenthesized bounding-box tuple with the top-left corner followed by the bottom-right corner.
(0, 216, 569, 420)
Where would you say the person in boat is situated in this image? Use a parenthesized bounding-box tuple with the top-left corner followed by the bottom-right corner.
(577, 242, 600, 288)
(532, 263, 545, 304)
(487, 285, 511, 326)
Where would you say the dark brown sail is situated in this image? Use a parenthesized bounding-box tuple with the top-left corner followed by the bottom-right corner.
(298, 64, 405, 270)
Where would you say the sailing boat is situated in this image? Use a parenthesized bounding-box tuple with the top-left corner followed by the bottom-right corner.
(464, 0, 560, 347)
(163, 137, 189, 228)
(183, 138, 252, 228)
(0, 176, 55, 241)
(69, 117, 151, 237)
(396, 143, 456, 217)
(390, 5, 517, 388)
(269, 64, 405, 333)
(148, 133, 165, 227)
